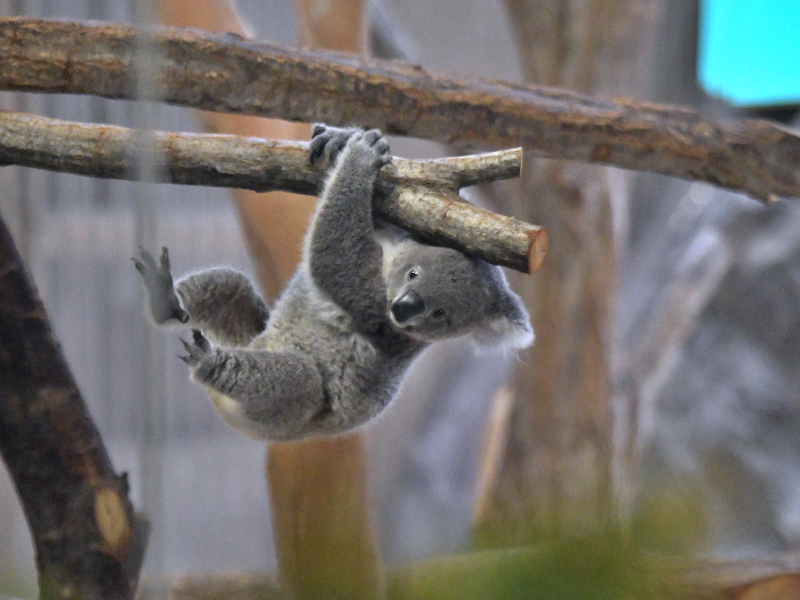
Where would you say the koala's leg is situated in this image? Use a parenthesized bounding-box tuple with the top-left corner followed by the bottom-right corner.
(176, 268, 268, 347)
(134, 247, 268, 347)
(181, 330, 326, 440)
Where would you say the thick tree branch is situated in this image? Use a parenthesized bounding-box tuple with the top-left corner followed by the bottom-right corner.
(1, 17, 798, 203)
(0, 216, 148, 600)
(0, 110, 545, 272)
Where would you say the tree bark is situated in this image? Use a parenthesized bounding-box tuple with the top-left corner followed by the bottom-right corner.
(1, 17, 799, 203)
(0, 110, 543, 272)
(474, 0, 662, 543)
(0, 216, 147, 600)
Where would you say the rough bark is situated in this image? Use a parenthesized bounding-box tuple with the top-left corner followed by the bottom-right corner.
(1, 17, 799, 203)
(0, 110, 541, 271)
(0, 216, 147, 600)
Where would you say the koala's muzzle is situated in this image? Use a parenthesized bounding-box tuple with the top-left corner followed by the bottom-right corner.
(391, 290, 425, 323)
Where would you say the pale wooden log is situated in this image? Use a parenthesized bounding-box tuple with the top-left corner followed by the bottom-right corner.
(0, 110, 544, 272)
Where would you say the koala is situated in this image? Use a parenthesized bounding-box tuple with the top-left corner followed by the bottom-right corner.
(134, 125, 533, 441)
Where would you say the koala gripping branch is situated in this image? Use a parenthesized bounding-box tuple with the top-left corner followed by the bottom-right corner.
(0, 110, 547, 273)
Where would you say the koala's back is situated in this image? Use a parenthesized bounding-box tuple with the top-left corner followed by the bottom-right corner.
(251, 270, 417, 434)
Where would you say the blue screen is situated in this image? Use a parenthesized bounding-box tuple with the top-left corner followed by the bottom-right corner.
(698, 0, 800, 107)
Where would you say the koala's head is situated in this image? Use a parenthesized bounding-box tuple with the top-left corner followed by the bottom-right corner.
(384, 240, 534, 349)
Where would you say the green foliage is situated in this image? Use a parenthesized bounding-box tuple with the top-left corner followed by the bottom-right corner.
(390, 483, 711, 600)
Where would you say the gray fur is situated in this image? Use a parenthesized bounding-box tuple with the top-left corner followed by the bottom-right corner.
(135, 125, 533, 441)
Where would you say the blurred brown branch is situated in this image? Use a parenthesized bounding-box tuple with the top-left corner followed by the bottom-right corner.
(0, 110, 544, 272)
(2, 17, 799, 203)
(0, 215, 148, 600)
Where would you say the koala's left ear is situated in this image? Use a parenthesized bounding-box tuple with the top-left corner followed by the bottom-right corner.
(472, 283, 534, 350)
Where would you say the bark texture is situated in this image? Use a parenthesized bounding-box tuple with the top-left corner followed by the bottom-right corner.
(0, 17, 798, 203)
(0, 217, 147, 600)
(0, 110, 542, 271)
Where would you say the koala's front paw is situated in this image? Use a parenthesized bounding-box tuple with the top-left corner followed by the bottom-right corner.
(309, 124, 391, 170)
(347, 129, 392, 172)
(179, 329, 213, 367)
(133, 247, 189, 324)
(309, 124, 360, 167)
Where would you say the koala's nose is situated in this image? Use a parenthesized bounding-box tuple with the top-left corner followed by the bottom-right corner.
(391, 290, 425, 323)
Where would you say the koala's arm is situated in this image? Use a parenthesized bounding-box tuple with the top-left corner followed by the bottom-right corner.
(134, 248, 268, 347)
(307, 126, 393, 336)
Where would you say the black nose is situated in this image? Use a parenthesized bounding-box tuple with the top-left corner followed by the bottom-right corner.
(391, 290, 425, 323)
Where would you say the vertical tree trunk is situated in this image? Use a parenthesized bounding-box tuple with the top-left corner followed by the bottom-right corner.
(155, 1, 383, 598)
(475, 0, 662, 543)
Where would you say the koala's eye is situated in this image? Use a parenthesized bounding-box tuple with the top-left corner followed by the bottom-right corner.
(408, 268, 419, 280)
(432, 308, 447, 320)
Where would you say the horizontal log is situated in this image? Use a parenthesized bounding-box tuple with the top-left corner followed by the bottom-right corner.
(0, 110, 546, 272)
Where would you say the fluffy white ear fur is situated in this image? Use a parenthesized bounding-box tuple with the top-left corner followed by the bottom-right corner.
(471, 290, 534, 350)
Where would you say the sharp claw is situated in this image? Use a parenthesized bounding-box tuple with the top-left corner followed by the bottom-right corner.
(192, 329, 210, 351)
(180, 338, 193, 353)
(309, 142, 325, 166)
(132, 258, 145, 272)
(178, 354, 192, 364)
(160, 247, 170, 269)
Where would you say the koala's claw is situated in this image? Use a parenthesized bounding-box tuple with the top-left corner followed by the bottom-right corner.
(309, 124, 389, 168)
(179, 329, 212, 366)
(133, 246, 190, 324)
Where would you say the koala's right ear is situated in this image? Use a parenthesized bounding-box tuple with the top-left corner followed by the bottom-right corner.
(472, 287, 534, 350)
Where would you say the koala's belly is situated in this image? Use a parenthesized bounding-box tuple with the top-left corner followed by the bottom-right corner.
(255, 315, 409, 433)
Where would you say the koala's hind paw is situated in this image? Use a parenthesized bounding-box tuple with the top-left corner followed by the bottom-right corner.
(179, 329, 212, 367)
(133, 247, 189, 324)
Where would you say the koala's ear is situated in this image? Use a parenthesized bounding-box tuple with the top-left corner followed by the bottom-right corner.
(472, 285, 534, 350)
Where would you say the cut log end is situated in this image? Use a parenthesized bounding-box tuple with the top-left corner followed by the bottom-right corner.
(527, 228, 548, 273)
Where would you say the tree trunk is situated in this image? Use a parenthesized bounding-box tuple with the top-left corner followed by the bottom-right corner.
(475, 0, 662, 543)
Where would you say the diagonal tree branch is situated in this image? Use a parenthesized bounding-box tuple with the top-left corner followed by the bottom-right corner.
(0, 110, 546, 273)
(1, 17, 799, 203)
(0, 215, 148, 600)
